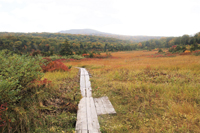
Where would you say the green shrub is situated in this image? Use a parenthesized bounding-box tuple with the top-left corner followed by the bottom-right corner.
(0, 50, 44, 103)
(158, 48, 163, 53)
(0, 50, 53, 132)
(49, 55, 84, 61)
(168, 45, 187, 53)
(68, 54, 85, 60)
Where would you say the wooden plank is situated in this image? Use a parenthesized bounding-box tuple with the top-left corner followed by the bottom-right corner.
(76, 98, 87, 130)
(76, 107, 87, 129)
(88, 130, 101, 133)
(94, 96, 116, 115)
(87, 97, 101, 132)
(83, 68, 90, 77)
(82, 130, 88, 133)
(76, 68, 101, 133)
(94, 98, 107, 115)
(80, 68, 86, 97)
(101, 96, 116, 114)
(80, 68, 85, 76)
(75, 130, 88, 133)
(83, 68, 88, 75)
(81, 88, 86, 97)
(90, 97, 100, 130)
(86, 97, 93, 131)
(85, 75, 91, 88)
(85, 87, 92, 97)
(80, 76, 85, 89)
(93, 98, 101, 115)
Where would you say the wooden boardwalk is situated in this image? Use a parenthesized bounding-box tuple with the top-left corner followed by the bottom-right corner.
(75, 68, 116, 133)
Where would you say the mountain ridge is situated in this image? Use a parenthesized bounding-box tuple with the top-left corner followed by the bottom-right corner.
(58, 29, 163, 42)
(59, 29, 108, 35)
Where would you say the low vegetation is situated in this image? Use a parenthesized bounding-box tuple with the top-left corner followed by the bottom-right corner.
(0, 26, 200, 133)
(0, 50, 81, 132)
(67, 50, 200, 132)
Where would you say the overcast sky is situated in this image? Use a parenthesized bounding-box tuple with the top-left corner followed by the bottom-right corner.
(0, 0, 200, 36)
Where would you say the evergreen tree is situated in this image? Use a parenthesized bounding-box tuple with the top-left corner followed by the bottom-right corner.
(59, 39, 73, 56)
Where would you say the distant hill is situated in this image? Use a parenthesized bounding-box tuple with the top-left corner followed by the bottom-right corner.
(58, 29, 163, 42)
(59, 29, 107, 35)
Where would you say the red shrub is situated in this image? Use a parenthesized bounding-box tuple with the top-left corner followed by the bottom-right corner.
(41, 58, 70, 72)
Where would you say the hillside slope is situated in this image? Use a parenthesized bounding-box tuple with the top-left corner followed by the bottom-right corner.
(58, 29, 163, 42)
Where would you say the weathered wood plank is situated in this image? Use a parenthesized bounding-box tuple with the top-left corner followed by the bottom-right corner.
(76, 68, 102, 133)
(76, 130, 88, 133)
(87, 97, 101, 132)
(86, 97, 93, 131)
(76, 98, 87, 130)
(80, 76, 85, 87)
(80, 68, 85, 76)
(85, 75, 91, 88)
(90, 97, 100, 129)
(94, 98, 106, 115)
(101, 96, 116, 114)
(80, 68, 86, 97)
(94, 96, 116, 115)
(83, 68, 88, 75)
(88, 130, 101, 133)
(85, 87, 92, 97)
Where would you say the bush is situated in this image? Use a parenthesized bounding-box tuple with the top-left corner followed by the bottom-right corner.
(89, 52, 94, 58)
(193, 50, 200, 56)
(168, 45, 187, 53)
(49, 55, 84, 61)
(190, 43, 200, 51)
(0, 50, 53, 132)
(0, 50, 44, 104)
(41, 58, 70, 72)
(158, 48, 164, 53)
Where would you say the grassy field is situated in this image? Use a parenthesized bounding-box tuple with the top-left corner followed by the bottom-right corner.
(65, 50, 200, 132)
(38, 68, 81, 133)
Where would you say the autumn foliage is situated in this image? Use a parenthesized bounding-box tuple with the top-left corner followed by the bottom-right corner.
(41, 58, 70, 72)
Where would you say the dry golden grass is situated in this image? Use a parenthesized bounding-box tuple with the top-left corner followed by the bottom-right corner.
(66, 51, 200, 71)
(65, 51, 200, 132)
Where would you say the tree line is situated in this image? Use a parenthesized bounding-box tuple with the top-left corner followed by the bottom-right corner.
(0, 32, 138, 55)
(136, 32, 200, 51)
(0, 32, 200, 56)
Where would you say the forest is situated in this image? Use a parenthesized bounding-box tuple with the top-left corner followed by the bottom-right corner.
(136, 32, 200, 51)
(0, 32, 200, 56)
(0, 32, 137, 55)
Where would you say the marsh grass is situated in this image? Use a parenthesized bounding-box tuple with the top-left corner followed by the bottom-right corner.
(66, 51, 200, 132)
(35, 68, 81, 133)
